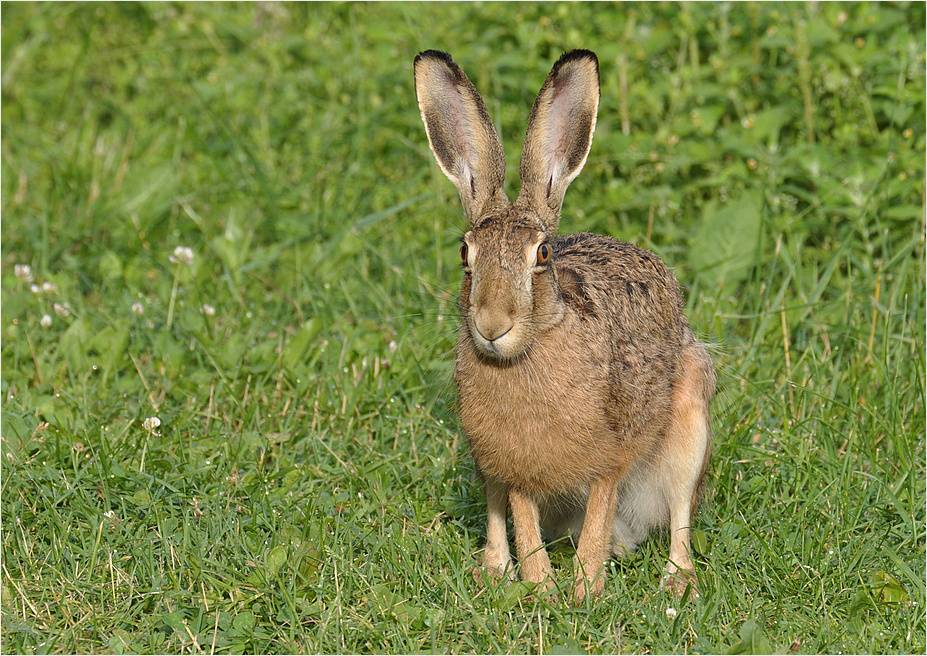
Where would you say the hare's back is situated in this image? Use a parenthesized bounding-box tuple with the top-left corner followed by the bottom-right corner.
(553, 232, 687, 337)
(553, 232, 692, 448)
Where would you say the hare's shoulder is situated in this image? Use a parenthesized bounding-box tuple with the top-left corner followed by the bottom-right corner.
(552, 232, 683, 316)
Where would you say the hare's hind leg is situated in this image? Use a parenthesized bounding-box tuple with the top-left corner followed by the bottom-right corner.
(571, 476, 620, 602)
(661, 344, 714, 596)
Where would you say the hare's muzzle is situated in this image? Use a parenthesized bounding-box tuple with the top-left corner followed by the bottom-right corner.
(474, 306, 515, 345)
(471, 313, 522, 359)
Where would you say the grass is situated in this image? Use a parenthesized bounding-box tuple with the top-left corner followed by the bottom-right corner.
(1, 2, 924, 653)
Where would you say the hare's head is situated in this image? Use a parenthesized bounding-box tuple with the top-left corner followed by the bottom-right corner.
(414, 50, 600, 361)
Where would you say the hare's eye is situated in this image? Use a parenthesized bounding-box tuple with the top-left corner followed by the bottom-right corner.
(537, 243, 551, 265)
(459, 243, 469, 264)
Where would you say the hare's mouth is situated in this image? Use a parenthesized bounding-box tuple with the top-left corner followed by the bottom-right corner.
(471, 322, 529, 361)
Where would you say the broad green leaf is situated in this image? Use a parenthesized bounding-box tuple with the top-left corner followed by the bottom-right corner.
(750, 107, 795, 142)
(36, 396, 74, 429)
(98, 250, 124, 281)
(691, 528, 709, 554)
(159, 611, 187, 634)
(56, 317, 92, 374)
(882, 205, 923, 221)
(283, 317, 324, 370)
(231, 610, 255, 632)
(368, 584, 424, 626)
(107, 629, 135, 655)
(873, 569, 909, 604)
(692, 192, 762, 291)
(92, 322, 130, 377)
(265, 545, 288, 575)
(726, 619, 774, 655)
(492, 580, 537, 612)
(548, 638, 586, 655)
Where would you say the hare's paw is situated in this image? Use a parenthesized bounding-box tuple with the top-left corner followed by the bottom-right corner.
(485, 550, 515, 578)
(570, 573, 605, 604)
(473, 557, 515, 586)
(661, 568, 699, 599)
(535, 576, 559, 602)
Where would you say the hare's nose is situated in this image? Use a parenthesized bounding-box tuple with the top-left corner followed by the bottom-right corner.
(474, 307, 515, 342)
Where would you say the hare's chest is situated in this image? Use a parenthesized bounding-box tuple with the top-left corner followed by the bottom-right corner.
(455, 322, 614, 495)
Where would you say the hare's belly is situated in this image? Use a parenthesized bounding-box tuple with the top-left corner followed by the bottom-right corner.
(457, 342, 615, 496)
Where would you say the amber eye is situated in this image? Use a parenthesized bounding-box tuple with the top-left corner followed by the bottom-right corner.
(459, 243, 469, 265)
(537, 243, 551, 265)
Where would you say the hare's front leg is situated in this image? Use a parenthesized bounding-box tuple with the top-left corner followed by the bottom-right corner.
(572, 477, 619, 602)
(481, 477, 514, 580)
(509, 488, 554, 591)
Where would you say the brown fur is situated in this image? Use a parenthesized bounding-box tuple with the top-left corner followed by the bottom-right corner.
(414, 49, 716, 601)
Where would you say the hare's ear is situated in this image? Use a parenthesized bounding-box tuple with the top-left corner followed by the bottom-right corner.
(518, 50, 599, 232)
(414, 50, 508, 225)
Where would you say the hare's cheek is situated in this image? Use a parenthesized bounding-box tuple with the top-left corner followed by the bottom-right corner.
(458, 270, 472, 296)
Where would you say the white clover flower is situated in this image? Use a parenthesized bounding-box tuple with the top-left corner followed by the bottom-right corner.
(666, 607, 677, 619)
(40, 314, 52, 329)
(132, 302, 145, 317)
(201, 304, 215, 317)
(30, 284, 42, 294)
(42, 281, 58, 294)
(388, 340, 398, 353)
(142, 417, 161, 435)
(14, 264, 33, 282)
(53, 303, 71, 317)
(169, 246, 195, 265)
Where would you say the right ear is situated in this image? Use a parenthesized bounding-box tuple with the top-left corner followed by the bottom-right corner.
(414, 50, 508, 225)
(517, 50, 599, 233)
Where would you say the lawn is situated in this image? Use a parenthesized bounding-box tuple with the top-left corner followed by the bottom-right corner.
(1, 2, 924, 654)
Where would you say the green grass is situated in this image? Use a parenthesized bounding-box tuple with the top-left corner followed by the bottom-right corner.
(1, 2, 924, 653)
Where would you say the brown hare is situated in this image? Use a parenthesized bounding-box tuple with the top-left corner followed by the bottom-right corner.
(413, 49, 715, 601)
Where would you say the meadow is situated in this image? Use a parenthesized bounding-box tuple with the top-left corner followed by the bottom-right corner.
(1, 2, 924, 653)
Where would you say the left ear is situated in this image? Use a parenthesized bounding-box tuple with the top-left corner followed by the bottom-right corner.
(517, 50, 600, 233)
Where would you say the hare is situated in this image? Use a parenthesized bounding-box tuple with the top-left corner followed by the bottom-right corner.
(413, 49, 715, 601)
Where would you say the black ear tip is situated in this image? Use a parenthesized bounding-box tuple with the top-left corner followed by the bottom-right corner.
(415, 49, 455, 65)
(554, 49, 599, 69)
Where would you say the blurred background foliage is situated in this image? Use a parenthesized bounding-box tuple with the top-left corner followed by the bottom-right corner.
(1, 2, 924, 654)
